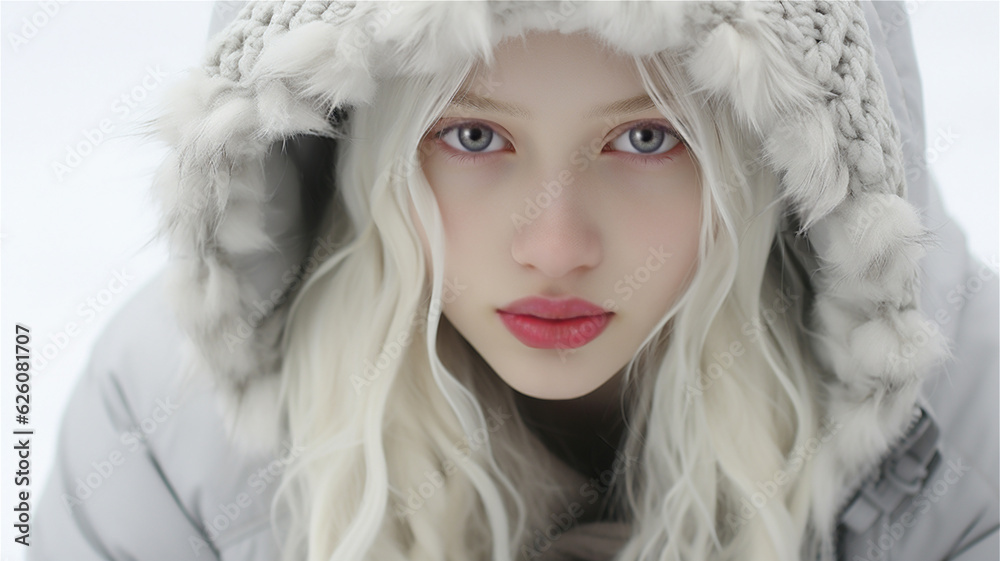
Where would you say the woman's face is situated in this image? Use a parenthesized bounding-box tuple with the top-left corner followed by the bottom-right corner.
(415, 30, 701, 400)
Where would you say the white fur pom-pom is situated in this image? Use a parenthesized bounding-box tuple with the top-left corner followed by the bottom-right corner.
(194, 94, 261, 161)
(765, 108, 849, 227)
(685, 11, 821, 131)
(811, 193, 927, 306)
(375, 1, 496, 76)
(253, 21, 377, 108)
(154, 70, 231, 148)
(812, 293, 948, 392)
(575, 1, 686, 55)
(851, 310, 948, 384)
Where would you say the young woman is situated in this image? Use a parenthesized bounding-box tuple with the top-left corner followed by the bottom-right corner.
(31, 2, 998, 561)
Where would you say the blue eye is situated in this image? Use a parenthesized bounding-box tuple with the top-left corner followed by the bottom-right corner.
(610, 125, 679, 155)
(428, 119, 683, 166)
(438, 123, 509, 153)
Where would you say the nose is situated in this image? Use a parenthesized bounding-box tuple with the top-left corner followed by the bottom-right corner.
(510, 181, 602, 278)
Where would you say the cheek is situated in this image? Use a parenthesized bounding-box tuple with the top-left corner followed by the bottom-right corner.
(620, 155, 700, 230)
(613, 157, 702, 289)
(421, 159, 510, 269)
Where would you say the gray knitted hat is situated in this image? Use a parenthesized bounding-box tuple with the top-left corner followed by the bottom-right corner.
(149, 2, 946, 558)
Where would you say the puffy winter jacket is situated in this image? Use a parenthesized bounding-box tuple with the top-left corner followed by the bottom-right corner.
(30, 1, 999, 560)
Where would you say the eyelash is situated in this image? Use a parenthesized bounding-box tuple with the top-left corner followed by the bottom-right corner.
(429, 120, 686, 167)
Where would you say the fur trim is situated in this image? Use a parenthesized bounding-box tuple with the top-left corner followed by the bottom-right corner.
(148, 1, 947, 556)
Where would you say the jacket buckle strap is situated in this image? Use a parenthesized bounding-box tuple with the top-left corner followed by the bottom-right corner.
(883, 407, 941, 495)
(838, 405, 941, 535)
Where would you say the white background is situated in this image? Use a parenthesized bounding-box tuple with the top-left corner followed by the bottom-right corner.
(1, 1, 997, 558)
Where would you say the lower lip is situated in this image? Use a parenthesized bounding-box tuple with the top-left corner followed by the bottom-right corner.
(497, 311, 613, 349)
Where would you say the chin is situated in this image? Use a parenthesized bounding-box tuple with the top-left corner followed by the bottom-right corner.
(511, 383, 589, 401)
(494, 363, 613, 401)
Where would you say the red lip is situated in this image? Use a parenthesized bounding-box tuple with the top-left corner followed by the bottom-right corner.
(497, 296, 614, 349)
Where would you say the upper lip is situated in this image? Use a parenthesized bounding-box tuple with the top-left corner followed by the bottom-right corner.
(498, 296, 610, 320)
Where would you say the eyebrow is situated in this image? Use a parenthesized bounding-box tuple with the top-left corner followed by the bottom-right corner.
(446, 92, 657, 120)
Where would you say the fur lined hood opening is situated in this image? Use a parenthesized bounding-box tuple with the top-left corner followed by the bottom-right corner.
(149, 2, 948, 559)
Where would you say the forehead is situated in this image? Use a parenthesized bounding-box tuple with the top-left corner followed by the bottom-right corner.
(452, 30, 646, 117)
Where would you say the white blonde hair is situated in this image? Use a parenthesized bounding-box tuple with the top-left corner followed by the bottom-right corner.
(270, 34, 822, 561)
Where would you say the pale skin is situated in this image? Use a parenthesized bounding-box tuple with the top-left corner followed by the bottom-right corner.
(411, 30, 702, 477)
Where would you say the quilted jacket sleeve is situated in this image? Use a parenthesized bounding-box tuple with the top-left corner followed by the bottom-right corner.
(30, 272, 288, 560)
(953, 531, 1000, 561)
(29, 276, 222, 561)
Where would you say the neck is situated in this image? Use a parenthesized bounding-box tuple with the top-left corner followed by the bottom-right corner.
(513, 370, 629, 481)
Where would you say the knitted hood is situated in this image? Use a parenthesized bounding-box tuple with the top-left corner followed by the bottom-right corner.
(149, 1, 947, 558)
